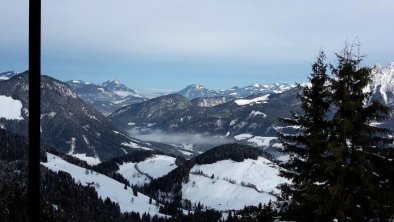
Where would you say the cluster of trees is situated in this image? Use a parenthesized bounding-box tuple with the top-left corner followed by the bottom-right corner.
(278, 46, 394, 221)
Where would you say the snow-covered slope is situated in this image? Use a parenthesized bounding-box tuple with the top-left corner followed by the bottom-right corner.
(234, 94, 270, 106)
(0, 95, 23, 120)
(42, 153, 164, 216)
(182, 157, 288, 211)
(368, 62, 394, 105)
(220, 83, 295, 98)
(101, 80, 142, 98)
(175, 84, 219, 100)
(137, 155, 177, 179)
(191, 96, 234, 107)
(117, 154, 177, 186)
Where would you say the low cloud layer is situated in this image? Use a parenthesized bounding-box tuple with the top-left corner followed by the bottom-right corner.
(129, 130, 233, 146)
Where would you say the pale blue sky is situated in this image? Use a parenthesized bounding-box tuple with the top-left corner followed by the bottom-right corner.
(1, 0, 394, 93)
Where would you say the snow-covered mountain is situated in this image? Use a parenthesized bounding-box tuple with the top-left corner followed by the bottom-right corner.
(191, 96, 235, 107)
(175, 84, 219, 100)
(175, 83, 296, 100)
(219, 83, 295, 98)
(0, 71, 19, 81)
(109, 90, 299, 158)
(101, 80, 142, 98)
(67, 80, 146, 115)
(0, 72, 186, 162)
(367, 62, 394, 106)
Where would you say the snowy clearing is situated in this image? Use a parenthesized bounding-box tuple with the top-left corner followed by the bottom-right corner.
(117, 162, 151, 186)
(0, 95, 23, 120)
(137, 155, 177, 179)
(71, 153, 101, 166)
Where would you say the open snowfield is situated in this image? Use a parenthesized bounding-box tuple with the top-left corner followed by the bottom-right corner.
(137, 155, 177, 179)
(117, 162, 151, 186)
(0, 95, 23, 120)
(183, 174, 275, 211)
(182, 157, 288, 210)
(117, 154, 177, 186)
(42, 153, 164, 216)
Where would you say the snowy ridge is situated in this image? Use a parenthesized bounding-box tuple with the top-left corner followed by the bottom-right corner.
(42, 153, 165, 216)
(176, 83, 295, 100)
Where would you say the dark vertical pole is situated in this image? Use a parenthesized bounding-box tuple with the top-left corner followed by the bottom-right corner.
(29, 0, 41, 221)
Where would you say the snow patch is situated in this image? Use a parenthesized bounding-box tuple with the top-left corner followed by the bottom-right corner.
(234, 134, 253, 140)
(234, 94, 270, 106)
(71, 153, 101, 166)
(67, 137, 76, 155)
(0, 95, 23, 120)
(247, 136, 276, 147)
(249, 110, 267, 118)
(41, 112, 56, 119)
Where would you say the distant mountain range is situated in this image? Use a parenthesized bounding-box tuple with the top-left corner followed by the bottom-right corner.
(66, 80, 146, 115)
(65, 79, 296, 115)
(108, 62, 394, 157)
(1, 62, 393, 159)
(175, 83, 296, 100)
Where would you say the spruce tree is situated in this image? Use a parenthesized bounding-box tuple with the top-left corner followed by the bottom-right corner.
(324, 44, 393, 220)
(278, 50, 332, 221)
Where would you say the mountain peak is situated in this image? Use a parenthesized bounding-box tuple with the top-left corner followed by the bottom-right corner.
(176, 84, 217, 100)
(102, 79, 122, 86)
(188, 84, 206, 90)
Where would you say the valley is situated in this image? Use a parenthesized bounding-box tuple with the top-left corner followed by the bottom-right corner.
(0, 61, 393, 220)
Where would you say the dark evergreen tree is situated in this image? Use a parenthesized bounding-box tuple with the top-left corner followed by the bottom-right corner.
(323, 44, 394, 220)
(278, 50, 332, 221)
